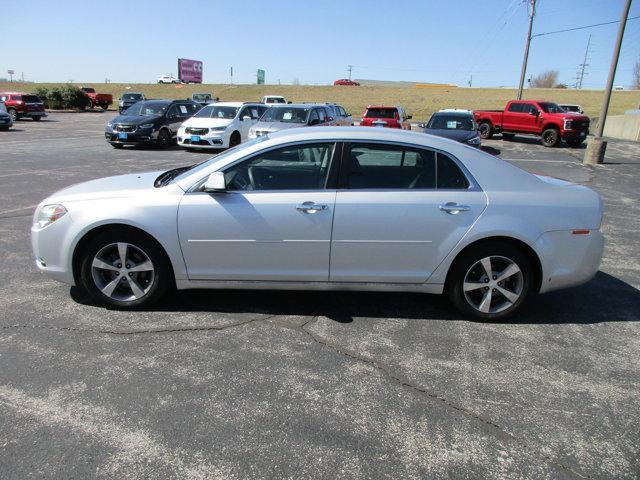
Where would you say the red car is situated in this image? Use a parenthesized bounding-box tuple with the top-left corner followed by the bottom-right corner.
(81, 86, 113, 110)
(473, 100, 590, 147)
(0, 92, 46, 122)
(360, 105, 412, 129)
(333, 79, 360, 86)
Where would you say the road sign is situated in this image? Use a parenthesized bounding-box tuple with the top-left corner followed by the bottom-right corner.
(257, 69, 265, 85)
(7, 70, 14, 75)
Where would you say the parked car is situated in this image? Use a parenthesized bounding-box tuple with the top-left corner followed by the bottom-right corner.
(248, 104, 333, 138)
(260, 95, 287, 104)
(0, 92, 46, 122)
(360, 105, 412, 129)
(105, 99, 200, 148)
(324, 103, 354, 126)
(333, 79, 360, 86)
(420, 110, 481, 147)
(191, 93, 215, 106)
(473, 100, 590, 147)
(81, 87, 113, 110)
(178, 102, 268, 150)
(31, 127, 604, 320)
(0, 102, 13, 130)
(118, 92, 145, 113)
(559, 104, 584, 114)
(157, 74, 180, 84)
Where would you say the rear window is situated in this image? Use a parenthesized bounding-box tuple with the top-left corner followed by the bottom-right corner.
(365, 108, 397, 119)
(22, 95, 41, 103)
(82, 88, 96, 93)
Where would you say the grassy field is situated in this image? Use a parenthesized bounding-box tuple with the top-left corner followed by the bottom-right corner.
(1, 82, 638, 121)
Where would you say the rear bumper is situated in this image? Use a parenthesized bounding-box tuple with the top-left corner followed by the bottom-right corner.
(21, 111, 46, 118)
(535, 230, 604, 293)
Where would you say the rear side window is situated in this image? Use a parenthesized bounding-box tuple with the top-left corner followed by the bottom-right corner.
(508, 103, 525, 113)
(345, 144, 436, 189)
(22, 95, 41, 103)
(437, 153, 469, 189)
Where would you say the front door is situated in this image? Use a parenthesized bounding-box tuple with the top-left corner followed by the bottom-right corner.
(329, 143, 487, 283)
(178, 142, 338, 281)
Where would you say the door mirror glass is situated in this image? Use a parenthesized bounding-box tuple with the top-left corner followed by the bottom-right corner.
(529, 109, 538, 116)
(202, 171, 226, 192)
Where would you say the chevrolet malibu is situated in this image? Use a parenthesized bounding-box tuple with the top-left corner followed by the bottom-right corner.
(31, 127, 604, 320)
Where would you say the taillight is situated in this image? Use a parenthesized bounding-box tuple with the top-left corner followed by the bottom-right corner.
(572, 229, 590, 235)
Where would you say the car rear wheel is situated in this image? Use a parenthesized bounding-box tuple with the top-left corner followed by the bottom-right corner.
(100, 104, 108, 111)
(157, 129, 172, 148)
(478, 122, 493, 139)
(541, 128, 560, 147)
(447, 242, 532, 320)
(7, 109, 17, 122)
(79, 231, 171, 309)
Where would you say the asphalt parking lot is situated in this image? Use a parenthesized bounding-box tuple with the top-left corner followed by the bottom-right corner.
(0, 113, 639, 479)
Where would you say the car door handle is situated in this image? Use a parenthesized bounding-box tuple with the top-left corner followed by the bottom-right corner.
(296, 202, 328, 213)
(439, 202, 471, 214)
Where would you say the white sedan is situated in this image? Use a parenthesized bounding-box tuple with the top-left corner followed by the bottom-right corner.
(31, 127, 604, 320)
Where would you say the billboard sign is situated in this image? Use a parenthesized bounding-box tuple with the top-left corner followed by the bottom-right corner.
(257, 69, 265, 85)
(178, 58, 203, 83)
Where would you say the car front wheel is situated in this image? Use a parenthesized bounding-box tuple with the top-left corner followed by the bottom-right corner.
(79, 231, 172, 309)
(8, 109, 18, 122)
(478, 122, 493, 139)
(447, 242, 532, 320)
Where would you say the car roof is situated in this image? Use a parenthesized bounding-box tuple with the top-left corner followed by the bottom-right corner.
(267, 103, 326, 108)
(433, 111, 473, 117)
(365, 105, 400, 109)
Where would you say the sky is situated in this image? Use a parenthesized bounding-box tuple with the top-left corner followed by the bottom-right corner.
(3, 0, 640, 88)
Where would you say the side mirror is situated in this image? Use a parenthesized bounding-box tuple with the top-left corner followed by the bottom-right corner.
(242, 115, 252, 121)
(407, 115, 413, 120)
(418, 123, 426, 129)
(202, 172, 226, 192)
(529, 109, 538, 116)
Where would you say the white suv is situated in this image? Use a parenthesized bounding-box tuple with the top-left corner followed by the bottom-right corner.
(157, 74, 179, 84)
(178, 102, 269, 150)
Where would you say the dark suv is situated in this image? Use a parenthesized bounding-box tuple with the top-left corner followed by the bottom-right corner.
(118, 92, 145, 113)
(105, 99, 200, 148)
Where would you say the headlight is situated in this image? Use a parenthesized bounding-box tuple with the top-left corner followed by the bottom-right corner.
(210, 126, 227, 131)
(564, 119, 573, 130)
(467, 136, 481, 145)
(34, 204, 67, 229)
(139, 123, 154, 129)
(119, 101, 124, 107)
(106, 122, 113, 128)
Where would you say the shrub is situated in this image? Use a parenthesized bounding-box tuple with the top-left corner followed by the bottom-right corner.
(60, 84, 90, 110)
(33, 87, 50, 107)
(47, 87, 64, 110)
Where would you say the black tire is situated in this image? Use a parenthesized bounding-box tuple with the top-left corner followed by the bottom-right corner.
(100, 104, 108, 111)
(32, 116, 41, 121)
(447, 241, 533, 321)
(229, 131, 241, 148)
(502, 132, 515, 140)
(157, 128, 172, 148)
(478, 122, 493, 139)
(111, 143, 124, 149)
(541, 127, 560, 147)
(7, 109, 18, 122)
(566, 139, 584, 148)
(79, 230, 172, 309)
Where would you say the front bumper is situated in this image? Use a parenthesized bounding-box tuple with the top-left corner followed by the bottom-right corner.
(105, 129, 156, 145)
(561, 128, 589, 140)
(536, 229, 604, 294)
(178, 132, 227, 149)
(31, 213, 76, 285)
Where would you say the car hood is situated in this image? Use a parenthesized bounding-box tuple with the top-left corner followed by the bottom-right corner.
(546, 112, 590, 122)
(45, 171, 168, 203)
(252, 121, 303, 132)
(182, 117, 232, 128)
(423, 128, 478, 143)
(110, 114, 163, 125)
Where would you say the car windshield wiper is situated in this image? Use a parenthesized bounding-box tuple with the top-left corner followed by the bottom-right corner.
(154, 166, 192, 187)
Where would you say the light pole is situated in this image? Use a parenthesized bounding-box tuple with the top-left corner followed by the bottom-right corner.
(517, 0, 536, 100)
(584, 0, 633, 165)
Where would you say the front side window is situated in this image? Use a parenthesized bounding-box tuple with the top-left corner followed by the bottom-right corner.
(508, 103, 524, 113)
(345, 144, 436, 189)
(223, 143, 335, 191)
(538, 102, 563, 113)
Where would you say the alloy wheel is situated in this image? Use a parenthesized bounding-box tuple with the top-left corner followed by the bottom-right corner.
(91, 242, 155, 302)
(462, 255, 523, 314)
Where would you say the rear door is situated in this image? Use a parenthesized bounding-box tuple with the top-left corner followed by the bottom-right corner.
(329, 142, 486, 283)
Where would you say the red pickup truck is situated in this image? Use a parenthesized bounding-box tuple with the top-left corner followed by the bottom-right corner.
(474, 100, 590, 147)
(81, 87, 113, 110)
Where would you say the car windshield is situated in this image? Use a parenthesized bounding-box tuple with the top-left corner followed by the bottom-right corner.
(194, 105, 239, 119)
(169, 135, 272, 184)
(125, 101, 169, 116)
(265, 97, 286, 103)
(539, 102, 564, 113)
(561, 105, 579, 112)
(122, 93, 143, 101)
(365, 108, 396, 118)
(260, 107, 309, 123)
(193, 94, 211, 102)
(427, 114, 476, 131)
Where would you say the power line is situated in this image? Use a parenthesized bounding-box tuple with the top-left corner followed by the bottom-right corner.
(532, 15, 640, 38)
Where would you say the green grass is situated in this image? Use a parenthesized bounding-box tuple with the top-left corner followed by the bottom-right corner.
(1, 82, 638, 121)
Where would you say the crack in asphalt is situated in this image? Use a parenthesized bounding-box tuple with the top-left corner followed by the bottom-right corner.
(297, 316, 590, 480)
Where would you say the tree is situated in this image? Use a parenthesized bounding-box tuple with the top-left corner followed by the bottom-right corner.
(633, 58, 640, 90)
(530, 70, 559, 88)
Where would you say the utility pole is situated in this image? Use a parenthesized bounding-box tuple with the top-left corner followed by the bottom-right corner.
(576, 34, 592, 89)
(584, 0, 633, 165)
(230, 66, 233, 84)
(347, 65, 353, 81)
(517, 0, 536, 100)
(468, 75, 473, 88)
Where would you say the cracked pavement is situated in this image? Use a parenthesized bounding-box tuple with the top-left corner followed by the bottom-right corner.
(0, 114, 639, 479)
